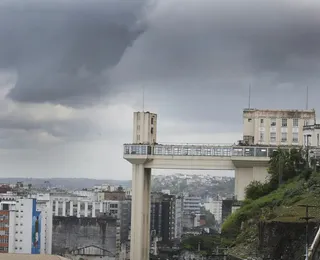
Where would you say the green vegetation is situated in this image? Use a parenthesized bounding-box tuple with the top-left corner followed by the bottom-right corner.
(181, 234, 221, 256)
(221, 147, 320, 251)
(200, 207, 218, 228)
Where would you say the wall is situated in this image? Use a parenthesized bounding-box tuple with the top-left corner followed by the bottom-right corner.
(258, 221, 318, 260)
(52, 216, 117, 255)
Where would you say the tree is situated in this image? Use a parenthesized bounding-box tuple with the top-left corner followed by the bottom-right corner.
(245, 180, 272, 200)
(268, 148, 307, 185)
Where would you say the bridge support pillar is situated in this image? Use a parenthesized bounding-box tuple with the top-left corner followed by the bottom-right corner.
(235, 166, 269, 200)
(130, 164, 151, 260)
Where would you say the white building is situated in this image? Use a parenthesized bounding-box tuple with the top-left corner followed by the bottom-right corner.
(174, 197, 183, 239)
(203, 200, 222, 224)
(303, 124, 320, 147)
(0, 197, 52, 255)
(243, 108, 316, 146)
(183, 196, 201, 215)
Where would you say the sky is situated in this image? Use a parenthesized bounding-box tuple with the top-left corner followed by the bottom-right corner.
(0, 0, 320, 180)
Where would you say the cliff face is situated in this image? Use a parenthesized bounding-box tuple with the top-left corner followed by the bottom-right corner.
(258, 221, 319, 260)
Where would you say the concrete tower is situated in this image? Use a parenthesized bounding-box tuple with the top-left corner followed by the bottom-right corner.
(130, 111, 157, 260)
(133, 112, 157, 144)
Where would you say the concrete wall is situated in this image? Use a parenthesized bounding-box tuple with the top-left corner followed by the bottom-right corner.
(235, 167, 268, 200)
(52, 216, 117, 255)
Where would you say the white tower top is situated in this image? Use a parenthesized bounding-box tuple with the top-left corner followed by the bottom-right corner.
(133, 111, 157, 144)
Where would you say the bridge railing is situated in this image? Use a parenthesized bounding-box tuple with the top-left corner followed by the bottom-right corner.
(123, 144, 288, 157)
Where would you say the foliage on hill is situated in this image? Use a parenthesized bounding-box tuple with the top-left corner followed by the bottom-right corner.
(221, 147, 320, 257)
(181, 234, 221, 256)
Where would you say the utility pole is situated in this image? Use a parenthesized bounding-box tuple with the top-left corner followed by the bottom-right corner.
(298, 204, 316, 260)
(248, 85, 251, 109)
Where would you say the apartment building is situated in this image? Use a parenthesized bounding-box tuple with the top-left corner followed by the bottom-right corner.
(243, 108, 316, 146)
(150, 193, 177, 243)
(0, 198, 52, 255)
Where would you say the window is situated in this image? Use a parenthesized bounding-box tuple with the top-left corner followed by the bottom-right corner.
(248, 118, 252, 122)
(137, 135, 140, 142)
(260, 118, 264, 125)
(151, 117, 154, 124)
(293, 118, 299, 127)
(270, 132, 276, 143)
(281, 132, 287, 142)
(317, 133, 320, 146)
(137, 125, 140, 131)
(151, 127, 153, 134)
(282, 118, 287, 127)
(259, 132, 264, 142)
(271, 118, 276, 126)
(292, 133, 299, 143)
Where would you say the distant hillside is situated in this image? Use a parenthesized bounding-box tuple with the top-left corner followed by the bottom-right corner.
(152, 174, 234, 198)
(0, 178, 131, 190)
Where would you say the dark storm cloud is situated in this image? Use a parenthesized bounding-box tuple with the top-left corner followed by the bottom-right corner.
(0, 0, 147, 106)
(109, 0, 320, 128)
(1, 0, 320, 125)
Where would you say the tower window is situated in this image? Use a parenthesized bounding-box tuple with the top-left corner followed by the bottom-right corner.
(151, 117, 154, 124)
(151, 128, 154, 134)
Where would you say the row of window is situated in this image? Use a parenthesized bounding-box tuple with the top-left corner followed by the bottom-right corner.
(259, 132, 299, 143)
(0, 237, 8, 243)
(256, 118, 300, 127)
(0, 247, 8, 252)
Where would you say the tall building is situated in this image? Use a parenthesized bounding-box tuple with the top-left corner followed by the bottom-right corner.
(150, 193, 176, 243)
(174, 197, 183, 240)
(0, 198, 52, 254)
(243, 108, 316, 146)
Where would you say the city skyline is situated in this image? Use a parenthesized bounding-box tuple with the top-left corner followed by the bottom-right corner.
(0, 0, 320, 179)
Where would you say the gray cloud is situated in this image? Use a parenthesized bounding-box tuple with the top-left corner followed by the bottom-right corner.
(1, 0, 320, 137)
(0, 0, 147, 106)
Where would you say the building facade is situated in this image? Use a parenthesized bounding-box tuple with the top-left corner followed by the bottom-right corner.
(203, 200, 222, 224)
(183, 196, 201, 215)
(303, 124, 320, 147)
(150, 193, 177, 243)
(0, 198, 52, 255)
(133, 111, 157, 144)
(243, 108, 316, 146)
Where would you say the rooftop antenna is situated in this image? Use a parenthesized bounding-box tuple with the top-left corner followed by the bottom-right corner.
(142, 85, 145, 112)
(306, 86, 309, 110)
(248, 85, 251, 109)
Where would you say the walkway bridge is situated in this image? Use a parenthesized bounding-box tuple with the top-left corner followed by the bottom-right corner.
(124, 143, 282, 170)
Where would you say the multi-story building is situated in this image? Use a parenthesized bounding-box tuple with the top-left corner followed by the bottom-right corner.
(0, 198, 52, 255)
(203, 200, 222, 224)
(183, 196, 201, 215)
(303, 124, 320, 147)
(174, 196, 183, 240)
(150, 193, 176, 243)
(243, 108, 316, 146)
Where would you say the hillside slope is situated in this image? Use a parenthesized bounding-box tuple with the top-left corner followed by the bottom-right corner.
(222, 171, 320, 259)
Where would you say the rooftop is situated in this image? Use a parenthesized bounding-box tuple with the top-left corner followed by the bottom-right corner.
(0, 254, 70, 260)
(243, 108, 315, 112)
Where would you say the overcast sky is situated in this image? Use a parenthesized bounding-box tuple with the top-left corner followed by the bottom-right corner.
(0, 0, 320, 180)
